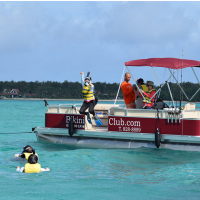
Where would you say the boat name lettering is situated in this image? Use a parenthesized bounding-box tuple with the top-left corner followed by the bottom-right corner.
(109, 117, 140, 127)
(66, 116, 85, 124)
(66, 124, 84, 128)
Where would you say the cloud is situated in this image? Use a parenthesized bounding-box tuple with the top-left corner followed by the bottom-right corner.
(0, 2, 52, 53)
(2, 1, 200, 53)
(1, 1, 200, 83)
(41, 1, 200, 60)
(101, 2, 198, 45)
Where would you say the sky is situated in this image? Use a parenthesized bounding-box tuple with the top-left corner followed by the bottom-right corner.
(1, 1, 200, 85)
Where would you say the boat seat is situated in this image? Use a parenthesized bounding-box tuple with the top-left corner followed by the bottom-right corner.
(47, 105, 79, 114)
(183, 103, 196, 111)
(47, 105, 59, 113)
(112, 108, 163, 118)
(92, 105, 117, 126)
(92, 105, 119, 127)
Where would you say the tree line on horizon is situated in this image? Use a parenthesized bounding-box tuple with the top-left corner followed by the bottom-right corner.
(0, 80, 200, 102)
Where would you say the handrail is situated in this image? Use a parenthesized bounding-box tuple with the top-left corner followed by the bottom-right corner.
(108, 106, 126, 116)
(109, 107, 184, 120)
(58, 104, 76, 107)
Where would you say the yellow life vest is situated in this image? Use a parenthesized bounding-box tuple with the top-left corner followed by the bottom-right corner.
(82, 85, 95, 101)
(135, 84, 149, 100)
(23, 152, 38, 160)
(141, 84, 148, 92)
(24, 163, 41, 173)
(143, 88, 156, 103)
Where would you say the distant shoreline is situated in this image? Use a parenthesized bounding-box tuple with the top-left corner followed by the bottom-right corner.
(0, 98, 124, 102)
(1, 98, 199, 103)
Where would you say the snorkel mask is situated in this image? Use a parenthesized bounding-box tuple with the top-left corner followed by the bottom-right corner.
(21, 145, 35, 154)
(84, 72, 91, 86)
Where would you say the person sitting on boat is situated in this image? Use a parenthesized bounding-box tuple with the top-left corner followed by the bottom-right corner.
(14, 145, 38, 160)
(153, 98, 164, 109)
(16, 154, 50, 173)
(134, 78, 148, 109)
(79, 72, 103, 127)
(139, 80, 156, 109)
(121, 73, 136, 108)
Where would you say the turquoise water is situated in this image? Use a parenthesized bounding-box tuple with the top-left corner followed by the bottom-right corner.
(1, 100, 200, 200)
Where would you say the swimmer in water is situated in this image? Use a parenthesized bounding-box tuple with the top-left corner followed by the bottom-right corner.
(16, 154, 50, 173)
(14, 145, 38, 160)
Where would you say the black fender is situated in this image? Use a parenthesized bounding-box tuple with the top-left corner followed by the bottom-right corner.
(155, 128, 161, 148)
(68, 119, 74, 137)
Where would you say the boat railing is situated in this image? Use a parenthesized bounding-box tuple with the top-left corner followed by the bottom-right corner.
(109, 107, 165, 117)
(47, 104, 121, 115)
(109, 107, 185, 123)
(47, 104, 80, 114)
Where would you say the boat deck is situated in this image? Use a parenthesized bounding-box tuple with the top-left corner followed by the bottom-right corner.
(87, 126, 108, 132)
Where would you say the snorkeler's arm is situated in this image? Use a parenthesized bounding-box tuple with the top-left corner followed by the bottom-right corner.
(80, 72, 84, 88)
(16, 167, 50, 172)
(16, 166, 25, 173)
(14, 153, 25, 158)
(20, 154, 25, 158)
(41, 168, 50, 171)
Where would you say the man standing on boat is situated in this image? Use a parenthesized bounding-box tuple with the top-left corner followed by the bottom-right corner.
(79, 72, 103, 126)
(121, 73, 136, 108)
(139, 81, 156, 109)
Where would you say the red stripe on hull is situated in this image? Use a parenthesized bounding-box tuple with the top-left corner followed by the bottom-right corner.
(108, 116, 200, 136)
(45, 113, 85, 130)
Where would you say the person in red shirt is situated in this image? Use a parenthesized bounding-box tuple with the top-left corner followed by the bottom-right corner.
(121, 73, 136, 108)
(139, 80, 156, 109)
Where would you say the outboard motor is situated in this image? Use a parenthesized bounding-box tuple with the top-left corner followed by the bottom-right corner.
(68, 118, 74, 137)
(155, 128, 161, 148)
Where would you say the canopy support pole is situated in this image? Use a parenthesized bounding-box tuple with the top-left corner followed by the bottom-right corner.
(190, 88, 200, 102)
(143, 69, 178, 108)
(151, 66, 162, 98)
(192, 67, 200, 83)
(167, 82, 175, 108)
(114, 65, 126, 105)
(189, 67, 200, 102)
(151, 67, 160, 86)
(168, 69, 189, 101)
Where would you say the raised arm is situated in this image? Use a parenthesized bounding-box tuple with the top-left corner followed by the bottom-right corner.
(80, 72, 84, 88)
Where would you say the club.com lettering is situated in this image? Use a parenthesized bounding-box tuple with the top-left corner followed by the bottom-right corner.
(109, 118, 140, 126)
(109, 117, 141, 132)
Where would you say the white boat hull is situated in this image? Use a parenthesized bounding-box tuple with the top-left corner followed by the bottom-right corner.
(35, 127, 200, 151)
